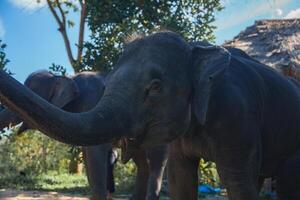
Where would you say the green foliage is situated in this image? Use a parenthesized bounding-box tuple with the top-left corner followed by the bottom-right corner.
(82, 0, 223, 72)
(49, 0, 79, 16)
(114, 157, 136, 193)
(68, 146, 83, 163)
(199, 159, 220, 187)
(0, 171, 88, 194)
(0, 40, 11, 73)
(0, 130, 71, 176)
(35, 172, 88, 192)
(44, 0, 222, 72)
(48, 63, 67, 76)
(0, 131, 137, 193)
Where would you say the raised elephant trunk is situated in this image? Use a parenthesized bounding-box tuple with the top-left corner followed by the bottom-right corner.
(0, 70, 132, 146)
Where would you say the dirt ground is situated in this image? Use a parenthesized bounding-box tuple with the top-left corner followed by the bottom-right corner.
(0, 189, 89, 200)
(0, 189, 228, 200)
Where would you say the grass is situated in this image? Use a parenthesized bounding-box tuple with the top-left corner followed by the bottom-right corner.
(0, 171, 172, 200)
(0, 171, 90, 195)
(0, 171, 221, 199)
(0, 171, 173, 199)
(0, 172, 272, 200)
(0, 170, 138, 197)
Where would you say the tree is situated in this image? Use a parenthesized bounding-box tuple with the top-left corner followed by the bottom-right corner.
(46, 0, 87, 72)
(0, 40, 10, 113)
(45, 0, 222, 73)
(0, 40, 9, 72)
(83, 0, 223, 72)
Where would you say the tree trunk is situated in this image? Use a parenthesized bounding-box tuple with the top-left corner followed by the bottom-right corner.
(69, 159, 83, 174)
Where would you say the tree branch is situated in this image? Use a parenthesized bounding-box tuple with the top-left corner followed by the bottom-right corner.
(47, 0, 63, 27)
(78, 0, 83, 7)
(76, 0, 87, 68)
(47, 0, 76, 68)
(55, 0, 66, 26)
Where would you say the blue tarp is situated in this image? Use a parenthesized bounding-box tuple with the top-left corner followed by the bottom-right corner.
(198, 184, 221, 194)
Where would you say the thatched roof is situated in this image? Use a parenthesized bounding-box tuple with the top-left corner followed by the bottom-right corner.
(224, 19, 300, 80)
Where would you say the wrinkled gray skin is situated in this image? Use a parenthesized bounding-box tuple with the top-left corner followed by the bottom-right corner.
(0, 70, 168, 200)
(1, 31, 300, 200)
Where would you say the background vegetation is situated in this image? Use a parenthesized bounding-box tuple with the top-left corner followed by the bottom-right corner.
(0, 40, 10, 72)
(83, 0, 223, 71)
(0, 129, 138, 194)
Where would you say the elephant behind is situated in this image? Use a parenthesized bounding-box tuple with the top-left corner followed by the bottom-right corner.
(0, 70, 168, 200)
(0, 70, 111, 200)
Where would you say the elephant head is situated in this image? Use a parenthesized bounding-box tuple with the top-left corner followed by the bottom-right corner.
(0, 31, 230, 146)
(0, 70, 79, 133)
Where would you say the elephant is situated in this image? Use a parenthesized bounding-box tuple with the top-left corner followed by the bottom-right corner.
(0, 70, 168, 200)
(1, 30, 300, 200)
(0, 70, 111, 200)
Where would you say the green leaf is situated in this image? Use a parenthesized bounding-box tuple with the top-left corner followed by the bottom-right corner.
(81, 0, 223, 72)
(67, 20, 75, 28)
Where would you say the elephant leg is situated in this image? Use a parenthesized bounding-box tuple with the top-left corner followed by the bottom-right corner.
(82, 144, 111, 200)
(216, 147, 260, 200)
(145, 145, 168, 200)
(276, 149, 300, 200)
(216, 162, 260, 200)
(213, 120, 263, 200)
(107, 148, 117, 197)
(131, 150, 149, 200)
(167, 142, 199, 200)
(257, 176, 265, 192)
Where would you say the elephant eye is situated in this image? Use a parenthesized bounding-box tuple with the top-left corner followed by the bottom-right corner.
(149, 79, 162, 93)
(145, 79, 162, 98)
(150, 79, 161, 92)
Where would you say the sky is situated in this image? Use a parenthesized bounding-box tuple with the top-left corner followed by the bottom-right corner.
(0, 0, 300, 82)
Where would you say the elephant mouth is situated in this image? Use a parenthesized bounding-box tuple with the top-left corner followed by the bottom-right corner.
(135, 120, 174, 147)
(136, 127, 148, 145)
(123, 124, 153, 150)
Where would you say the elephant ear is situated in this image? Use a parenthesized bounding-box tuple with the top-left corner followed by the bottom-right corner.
(49, 76, 79, 108)
(191, 44, 231, 125)
(17, 76, 79, 135)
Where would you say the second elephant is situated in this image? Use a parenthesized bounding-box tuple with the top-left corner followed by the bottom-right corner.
(0, 70, 168, 200)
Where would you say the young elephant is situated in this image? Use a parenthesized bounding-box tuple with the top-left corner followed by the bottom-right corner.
(0, 70, 168, 200)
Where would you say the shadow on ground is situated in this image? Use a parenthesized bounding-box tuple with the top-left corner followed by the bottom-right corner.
(0, 189, 229, 200)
